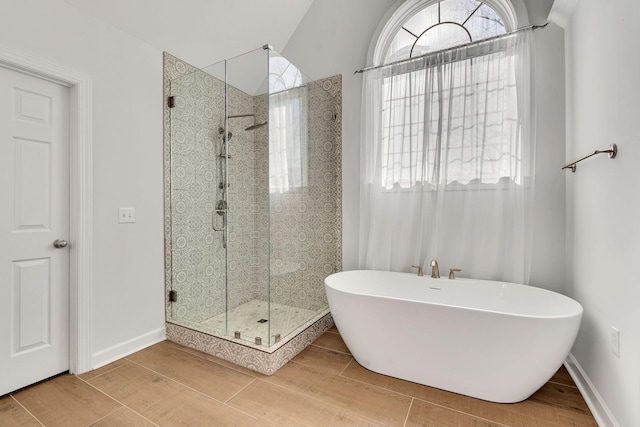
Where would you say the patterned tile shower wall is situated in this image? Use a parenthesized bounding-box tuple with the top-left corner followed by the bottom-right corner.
(164, 53, 263, 327)
(169, 55, 226, 323)
(268, 76, 342, 312)
(164, 52, 342, 347)
(164, 54, 227, 325)
(226, 87, 269, 310)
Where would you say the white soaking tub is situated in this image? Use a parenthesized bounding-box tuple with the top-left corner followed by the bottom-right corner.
(325, 270, 583, 403)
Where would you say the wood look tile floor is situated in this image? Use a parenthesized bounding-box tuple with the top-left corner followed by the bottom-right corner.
(0, 327, 597, 426)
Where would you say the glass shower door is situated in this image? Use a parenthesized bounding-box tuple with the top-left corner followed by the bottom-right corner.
(168, 61, 228, 337)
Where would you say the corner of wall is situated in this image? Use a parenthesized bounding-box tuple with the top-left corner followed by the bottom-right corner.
(565, 354, 621, 427)
(548, 0, 582, 29)
(91, 327, 166, 370)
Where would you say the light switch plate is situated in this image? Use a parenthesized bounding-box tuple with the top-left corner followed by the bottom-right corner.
(119, 207, 136, 223)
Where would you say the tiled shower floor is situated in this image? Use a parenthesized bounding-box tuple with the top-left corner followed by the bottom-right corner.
(201, 299, 316, 345)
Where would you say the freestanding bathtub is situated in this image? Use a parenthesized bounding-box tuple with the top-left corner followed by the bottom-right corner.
(325, 270, 583, 403)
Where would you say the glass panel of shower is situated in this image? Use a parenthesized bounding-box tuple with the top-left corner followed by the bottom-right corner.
(169, 60, 228, 337)
(167, 46, 340, 349)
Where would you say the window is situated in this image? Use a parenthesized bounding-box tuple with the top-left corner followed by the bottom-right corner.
(372, 0, 523, 189)
(384, 0, 509, 62)
(268, 55, 308, 193)
(359, 0, 535, 283)
(268, 88, 308, 193)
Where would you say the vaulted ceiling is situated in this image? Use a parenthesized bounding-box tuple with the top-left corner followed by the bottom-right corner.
(63, 0, 557, 69)
(64, 0, 315, 67)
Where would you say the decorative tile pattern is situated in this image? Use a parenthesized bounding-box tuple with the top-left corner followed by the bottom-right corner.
(269, 75, 343, 311)
(169, 65, 227, 324)
(163, 51, 342, 370)
(166, 312, 334, 375)
(201, 300, 317, 342)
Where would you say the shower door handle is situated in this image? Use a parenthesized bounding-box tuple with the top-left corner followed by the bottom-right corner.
(212, 209, 227, 231)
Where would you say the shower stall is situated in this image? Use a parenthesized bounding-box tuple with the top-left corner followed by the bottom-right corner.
(163, 46, 341, 370)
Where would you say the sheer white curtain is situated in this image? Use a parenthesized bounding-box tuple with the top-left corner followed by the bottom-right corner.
(269, 87, 308, 193)
(359, 30, 535, 284)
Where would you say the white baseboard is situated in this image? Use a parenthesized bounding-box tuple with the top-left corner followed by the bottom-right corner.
(564, 353, 620, 427)
(90, 327, 166, 371)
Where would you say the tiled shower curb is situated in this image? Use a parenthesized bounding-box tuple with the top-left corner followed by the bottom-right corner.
(166, 312, 334, 375)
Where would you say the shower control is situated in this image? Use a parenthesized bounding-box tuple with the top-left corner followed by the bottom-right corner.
(218, 127, 232, 142)
(215, 200, 227, 213)
(212, 210, 226, 231)
(212, 200, 227, 231)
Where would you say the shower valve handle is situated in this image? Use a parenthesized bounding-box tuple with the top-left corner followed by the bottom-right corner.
(212, 209, 227, 231)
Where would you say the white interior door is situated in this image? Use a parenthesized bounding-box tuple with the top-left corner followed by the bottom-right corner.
(0, 65, 70, 395)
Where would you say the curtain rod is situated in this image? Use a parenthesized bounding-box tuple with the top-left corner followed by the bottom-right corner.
(354, 22, 548, 75)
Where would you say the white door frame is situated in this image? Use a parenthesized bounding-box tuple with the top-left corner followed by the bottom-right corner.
(0, 44, 93, 374)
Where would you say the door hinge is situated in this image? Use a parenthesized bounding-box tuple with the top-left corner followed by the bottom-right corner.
(168, 96, 175, 108)
(169, 290, 177, 302)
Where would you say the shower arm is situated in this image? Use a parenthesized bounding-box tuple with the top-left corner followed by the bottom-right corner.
(225, 114, 268, 131)
(227, 114, 255, 119)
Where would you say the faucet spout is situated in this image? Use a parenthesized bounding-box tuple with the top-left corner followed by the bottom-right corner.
(430, 259, 440, 278)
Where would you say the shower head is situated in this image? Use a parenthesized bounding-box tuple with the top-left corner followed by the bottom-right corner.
(245, 121, 267, 131)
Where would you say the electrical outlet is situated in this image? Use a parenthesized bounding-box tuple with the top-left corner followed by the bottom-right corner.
(611, 326, 620, 358)
(119, 207, 136, 223)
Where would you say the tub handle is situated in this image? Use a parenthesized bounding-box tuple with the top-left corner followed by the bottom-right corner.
(411, 265, 424, 277)
(449, 268, 461, 280)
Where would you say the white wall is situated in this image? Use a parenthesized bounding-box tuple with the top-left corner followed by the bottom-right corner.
(565, 0, 640, 425)
(529, 23, 566, 292)
(283, 0, 567, 293)
(0, 0, 166, 369)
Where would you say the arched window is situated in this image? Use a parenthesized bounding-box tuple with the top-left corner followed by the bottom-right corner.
(375, 0, 516, 65)
(359, 0, 536, 284)
(363, 0, 528, 189)
(268, 54, 308, 193)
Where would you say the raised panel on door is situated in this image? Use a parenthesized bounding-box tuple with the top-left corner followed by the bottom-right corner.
(13, 87, 52, 126)
(13, 136, 52, 231)
(12, 258, 52, 355)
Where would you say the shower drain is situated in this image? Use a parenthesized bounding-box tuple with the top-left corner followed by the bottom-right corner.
(257, 319, 268, 323)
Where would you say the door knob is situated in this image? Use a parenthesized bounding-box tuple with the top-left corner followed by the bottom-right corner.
(53, 239, 68, 248)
